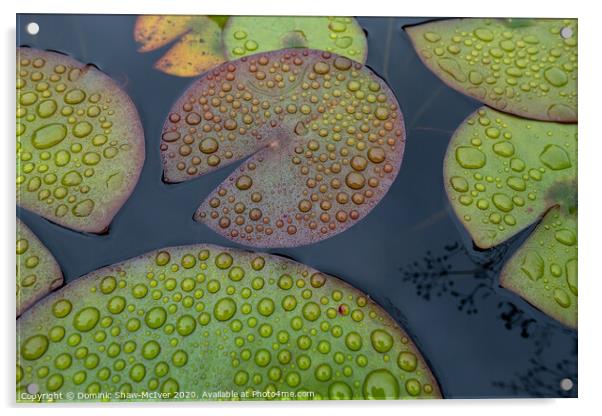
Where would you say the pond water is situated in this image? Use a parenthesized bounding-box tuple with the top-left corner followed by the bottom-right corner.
(17, 14, 577, 399)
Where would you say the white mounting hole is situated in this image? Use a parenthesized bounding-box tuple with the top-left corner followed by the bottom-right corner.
(26, 22, 40, 36)
(560, 378, 574, 391)
(26, 383, 39, 394)
(561, 27, 573, 39)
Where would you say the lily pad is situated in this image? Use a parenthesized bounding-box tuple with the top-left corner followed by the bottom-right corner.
(16, 218, 63, 316)
(16, 48, 145, 233)
(500, 206, 577, 328)
(161, 49, 405, 247)
(444, 107, 577, 327)
(406, 18, 577, 122)
(134, 16, 226, 77)
(17, 244, 440, 401)
(223, 16, 368, 63)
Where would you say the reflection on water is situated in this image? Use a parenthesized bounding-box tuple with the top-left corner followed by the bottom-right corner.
(398, 240, 577, 397)
(17, 14, 577, 399)
(399, 241, 508, 314)
(493, 327, 577, 398)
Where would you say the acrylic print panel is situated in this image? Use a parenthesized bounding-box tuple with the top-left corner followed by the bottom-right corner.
(16, 14, 577, 402)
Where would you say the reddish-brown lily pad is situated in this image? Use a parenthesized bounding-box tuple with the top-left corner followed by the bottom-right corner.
(16, 218, 63, 316)
(16, 48, 145, 233)
(406, 18, 578, 122)
(134, 16, 227, 77)
(161, 49, 405, 247)
(17, 244, 440, 401)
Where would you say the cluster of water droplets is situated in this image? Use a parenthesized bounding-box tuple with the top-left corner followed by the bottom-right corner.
(413, 19, 577, 120)
(17, 246, 438, 401)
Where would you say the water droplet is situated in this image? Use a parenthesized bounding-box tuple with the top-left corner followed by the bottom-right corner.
(64, 89, 86, 104)
(555, 228, 576, 246)
(474, 28, 494, 42)
(214, 297, 237, 321)
(362, 369, 399, 399)
(52, 299, 72, 318)
(31, 123, 67, 149)
(313, 61, 330, 75)
(370, 329, 393, 353)
(72, 199, 94, 217)
(566, 258, 577, 295)
(493, 141, 515, 157)
(145, 306, 167, 329)
(328, 381, 353, 399)
(520, 251, 544, 281)
(544, 67, 568, 87)
(437, 58, 467, 82)
(37, 99, 57, 118)
(21, 334, 49, 360)
(455, 146, 486, 169)
(73, 307, 100, 332)
(397, 351, 417, 372)
(539, 144, 571, 170)
(553, 289, 571, 308)
(492, 193, 513, 212)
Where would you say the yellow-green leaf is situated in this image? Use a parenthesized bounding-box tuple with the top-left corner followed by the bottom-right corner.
(17, 245, 440, 401)
(16, 218, 63, 316)
(16, 48, 145, 233)
(500, 206, 577, 328)
(407, 18, 577, 121)
(444, 107, 576, 249)
(223, 16, 367, 63)
(135, 15, 227, 77)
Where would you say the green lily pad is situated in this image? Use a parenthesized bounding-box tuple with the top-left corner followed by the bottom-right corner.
(161, 49, 405, 247)
(16, 218, 63, 317)
(16, 48, 145, 233)
(223, 16, 367, 63)
(17, 244, 440, 401)
(135, 16, 227, 77)
(444, 107, 576, 249)
(406, 18, 577, 122)
(444, 107, 577, 327)
(500, 206, 577, 328)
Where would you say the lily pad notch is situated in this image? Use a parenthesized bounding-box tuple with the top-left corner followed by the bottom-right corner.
(443, 107, 577, 328)
(160, 49, 406, 248)
(407, 18, 578, 328)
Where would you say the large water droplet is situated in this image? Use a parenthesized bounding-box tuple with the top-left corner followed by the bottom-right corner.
(362, 369, 400, 399)
(31, 123, 67, 149)
(520, 251, 544, 281)
(539, 144, 572, 170)
(455, 146, 486, 169)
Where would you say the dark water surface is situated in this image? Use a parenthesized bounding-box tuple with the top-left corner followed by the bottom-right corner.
(16, 14, 577, 399)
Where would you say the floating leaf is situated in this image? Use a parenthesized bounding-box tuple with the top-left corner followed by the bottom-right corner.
(16, 48, 145, 233)
(500, 206, 577, 328)
(444, 107, 576, 248)
(17, 244, 440, 401)
(134, 16, 197, 52)
(134, 15, 227, 77)
(223, 16, 368, 63)
(406, 18, 577, 122)
(16, 218, 63, 316)
(161, 49, 405, 247)
(444, 107, 577, 327)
